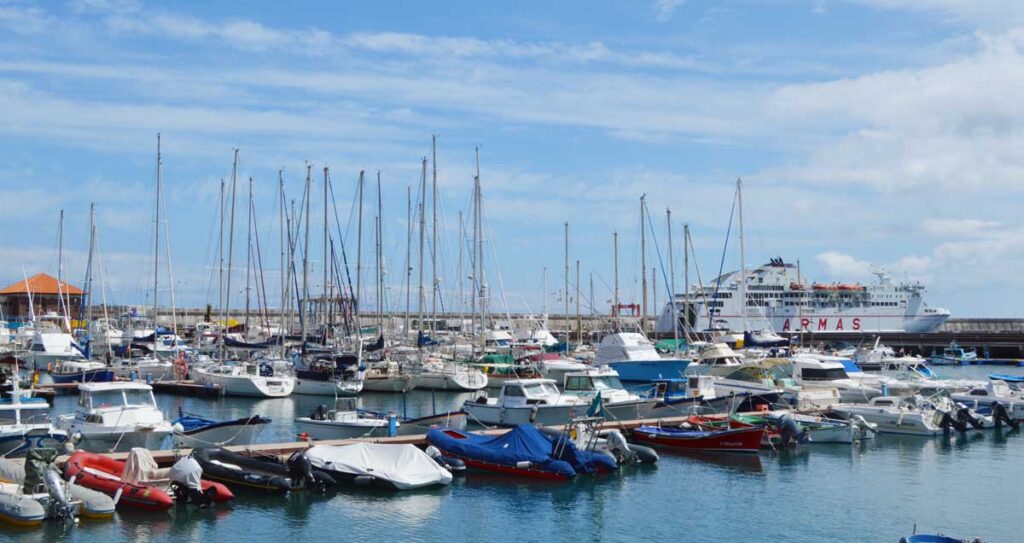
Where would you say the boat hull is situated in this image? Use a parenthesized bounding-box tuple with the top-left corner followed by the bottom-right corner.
(361, 375, 416, 392)
(173, 419, 269, 448)
(295, 418, 392, 440)
(606, 359, 690, 382)
(292, 378, 362, 396)
(631, 426, 763, 453)
(412, 372, 487, 392)
(47, 369, 116, 384)
(463, 402, 583, 427)
(0, 428, 69, 458)
(194, 372, 294, 397)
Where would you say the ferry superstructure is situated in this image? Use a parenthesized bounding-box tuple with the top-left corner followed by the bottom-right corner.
(654, 259, 950, 335)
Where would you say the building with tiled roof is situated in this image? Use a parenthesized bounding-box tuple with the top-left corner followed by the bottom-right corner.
(0, 273, 84, 321)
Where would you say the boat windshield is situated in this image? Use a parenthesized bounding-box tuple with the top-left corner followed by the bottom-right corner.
(591, 375, 624, 391)
(523, 382, 559, 397)
(801, 367, 850, 381)
(123, 389, 156, 406)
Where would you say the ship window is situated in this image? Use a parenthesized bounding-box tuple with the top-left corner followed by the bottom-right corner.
(504, 386, 525, 397)
(969, 389, 988, 396)
(564, 376, 589, 391)
(801, 367, 849, 381)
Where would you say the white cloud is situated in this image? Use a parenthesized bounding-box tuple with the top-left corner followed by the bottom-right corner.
(848, 0, 1024, 29)
(920, 218, 1000, 238)
(816, 251, 875, 280)
(654, 0, 685, 23)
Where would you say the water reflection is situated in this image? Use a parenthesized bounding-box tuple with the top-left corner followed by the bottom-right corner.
(654, 449, 763, 473)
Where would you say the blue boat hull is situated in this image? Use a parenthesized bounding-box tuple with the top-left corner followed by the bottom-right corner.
(607, 359, 690, 382)
(49, 369, 116, 384)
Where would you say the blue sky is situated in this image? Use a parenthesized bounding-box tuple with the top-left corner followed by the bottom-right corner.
(1, 0, 1023, 318)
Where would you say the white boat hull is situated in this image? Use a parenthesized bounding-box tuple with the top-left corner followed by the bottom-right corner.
(829, 406, 943, 436)
(172, 423, 267, 448)
(295, 418, 392, 440)
(412, 372, 487, 392)
(362, 375, 416, 393)
(194, 371, 294, 398)
(292, 378, 362, 396)
(71, 427, 171, 452)
(463, 402, 582, 427)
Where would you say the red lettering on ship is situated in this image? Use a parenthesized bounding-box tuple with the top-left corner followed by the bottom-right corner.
(800, 318, 810, 331)
(782, 319, 791, 332)
(852, 318, 861, 331)
(817, 318, 828, 331)
(836, 319, 843, 331)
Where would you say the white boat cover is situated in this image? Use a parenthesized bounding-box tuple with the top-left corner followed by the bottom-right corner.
(168, 457, 203, 491)
(123, 448, 167, 483)
(306, 443, 453, 490)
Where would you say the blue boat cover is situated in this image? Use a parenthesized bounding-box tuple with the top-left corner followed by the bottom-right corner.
(990, 373, 1024, 383)
(427, 425, 615, 478)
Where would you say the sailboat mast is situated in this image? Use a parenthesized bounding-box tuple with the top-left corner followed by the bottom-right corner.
(224, 149, 239, 359)
(737, 178, 747, 333)
(57, 209, 68, 330)
(405, 185, 412, 338)
(667, 208, 678, 349)
(153, 134, 161, 328)
(217, 178, 225, 357)
(613, 231, 619, 310)
(355, 171, 364, 324)
(301, 164, 311, 348)
(431, 134, 438, 329)
(563, 222, 569, 340)
(323, 167, 330, 336)
(457, 210, 464, 327)
(244, 176, 253, 333)
(86, 203, 96, 328)
(376, 171, 384, 331)
(640, 195, 648, 332)
(575, 259, 580, 344)
(279, 170, 286, 347)
(684, 223, 690, 336)
(417, 157, 427, 352)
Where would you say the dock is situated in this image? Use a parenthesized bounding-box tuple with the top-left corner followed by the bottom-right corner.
(151, 380, 224, 398)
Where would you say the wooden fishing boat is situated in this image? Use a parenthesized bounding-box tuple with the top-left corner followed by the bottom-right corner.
(630, 425, 764, 453)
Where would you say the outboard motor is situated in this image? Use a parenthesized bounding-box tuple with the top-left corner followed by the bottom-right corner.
(425, 445, 466, 475)
(955, 404, 986, 430)
(990, 401, 1021, 430)
(938, 410, 968, 434)
(777, 415, 807, 446)
(169, 456, 214, 508)
(286, 451, 326, 493)
(603, 430, 639, 465)
(43, 469, 76, 521)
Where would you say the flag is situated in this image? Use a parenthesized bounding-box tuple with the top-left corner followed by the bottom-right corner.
(586, 391, 603, 418)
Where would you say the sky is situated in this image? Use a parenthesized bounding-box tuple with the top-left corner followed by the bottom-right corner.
(1, 0, 1023, 319)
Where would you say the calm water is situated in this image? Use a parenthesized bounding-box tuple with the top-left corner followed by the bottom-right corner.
(6, 366, 1024, 542)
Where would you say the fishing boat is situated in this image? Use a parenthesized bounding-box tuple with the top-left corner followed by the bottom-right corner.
(170, 408, 271, 448)
(44, 359, 115, 384)
(305, 443, 454, 490)
(594, 332, 690, 382)
(56, 382, 173, 452)
(462, 378, 589, 427)
(109, 354, 173, 381)
(630, 425, 764, 453)
(295, 397, 395, 440)
(765, 412, 877, 444)
(0, 379, 68, 457)
(63, 449, 233, 510)
(560, 367, 659, 421)
(930, 341, 977, 366)
(900, 534, 984, 543)
(644, 376, 781, 417)
(534, 353, 590, 385)
(193, 362, 295, 398)
(28, 330, 86, 367)
(191, 447, 334, 493)
(426, 424, 617, 480)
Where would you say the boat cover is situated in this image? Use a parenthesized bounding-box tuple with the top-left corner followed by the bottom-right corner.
(123, 448, 166, 484)
(426, 425, 616, 478)
(168, 456, 203, 491)
(305, 443, 452, 490)
(743, 331, 790, 348)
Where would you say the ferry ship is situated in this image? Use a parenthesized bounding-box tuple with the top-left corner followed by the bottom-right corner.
(655, 258, 950, 335)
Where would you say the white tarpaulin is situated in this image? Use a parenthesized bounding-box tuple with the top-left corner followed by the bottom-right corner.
(123, 448, 167, 484)
(306, 443, 452, 490)
(168, 456, 203, 491)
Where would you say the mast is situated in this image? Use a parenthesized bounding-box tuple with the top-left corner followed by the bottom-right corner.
(323, 167, 330, 336)
(405, 185, 412, 338)
(541, 267, 547, 317)
(457, 210, 464, 329)
(684, 223, 690, 337)
(737, 178, 747, 333)
(57, 209, 68, 331)
(85, 203, 95, 331)
(355, 170, 364, 326)
(640, 194, 648, 332)
(575, 259, 581, 345)
(153, 134, 161, 329)
(244, 176, 253, 333)
(563, 222, 569, 341)
(223, 149, 239, 360)
(417, 157, 427, 353)
(217, 178, 225, 357)
(613, 231, 619, 310)
(431, 134, 438, 330)
(472, 147, 483, 352)
(301, 164, 311, 348)
(279, 170, 286, 348)
(667, 207, 678, 350)
(376, 171, 384, 331)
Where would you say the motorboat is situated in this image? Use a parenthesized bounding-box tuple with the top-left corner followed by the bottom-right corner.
(0, 448, 115, 525)
(463, 378, 589, 426)
(950, 381, 1024, 420)
(533, 353, 590, 385)
(481, 329, 515, 354)
(56, 382, 173, 452)
(930, 341, 978, 366)
(560, 367, 658, 421)
(171, 408, 271, 448)
(631, 425, 764, 453)
(109, 354, 173, 381)
(474, 354, 542, 390)
(829, 396, 974, 436)
(426, 424, 617, 480)
(644, 376, 781, 417)
(295, 397, 396, 440)
(0, 395, 68, 458)
(790, 357, 882, 403)
(193, 362, 294, 398)
(765, 412, 876, 444)
(698, 358, 840, 409)
(594, 332, 690, 382)
(43, 359, 115, 385)
(28, 331, 86, 367)
(191, 447, 334, 493)
(305, 443, 454, 490)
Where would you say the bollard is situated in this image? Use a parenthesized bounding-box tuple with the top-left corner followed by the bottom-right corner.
(388, 412, 398, 437)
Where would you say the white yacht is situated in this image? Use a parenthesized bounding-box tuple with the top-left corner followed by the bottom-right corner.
(0, 396, 68, 457)
(951, 381, 1024, 420)
(410, 359, 488, 392)
(56, 382, 172, 452)
(193, 363, 295, 397)
(28, 331, 86, 366)
(109, 354, 173, 381)
(295, 397, 394, 440)
(362, 361, 416, 392)
(463, 378, 589, 426)
(561, 368, 658, 421)
(594, 331, 690, 382)
(790, 357, 882, 403)
(830, 396, 954, 436)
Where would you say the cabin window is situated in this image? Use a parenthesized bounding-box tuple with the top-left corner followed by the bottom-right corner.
(505, 386, 525, 397)
(565, 377, 588, 391)
(801, 367, 849, 381)
(969, 390, 988, 396)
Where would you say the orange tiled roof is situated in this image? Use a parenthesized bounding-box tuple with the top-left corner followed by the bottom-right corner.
(0, 273, 84, 296)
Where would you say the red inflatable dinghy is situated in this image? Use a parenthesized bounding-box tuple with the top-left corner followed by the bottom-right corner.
(64, 451, 233, 510)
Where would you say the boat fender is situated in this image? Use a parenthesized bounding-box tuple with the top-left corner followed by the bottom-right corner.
(353, 475, 375, 486)
(529, 405, 538, 423)
(515, 461, 531, 469)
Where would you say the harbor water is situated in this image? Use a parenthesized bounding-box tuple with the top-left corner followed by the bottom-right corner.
(7, 366, 1024, 543)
